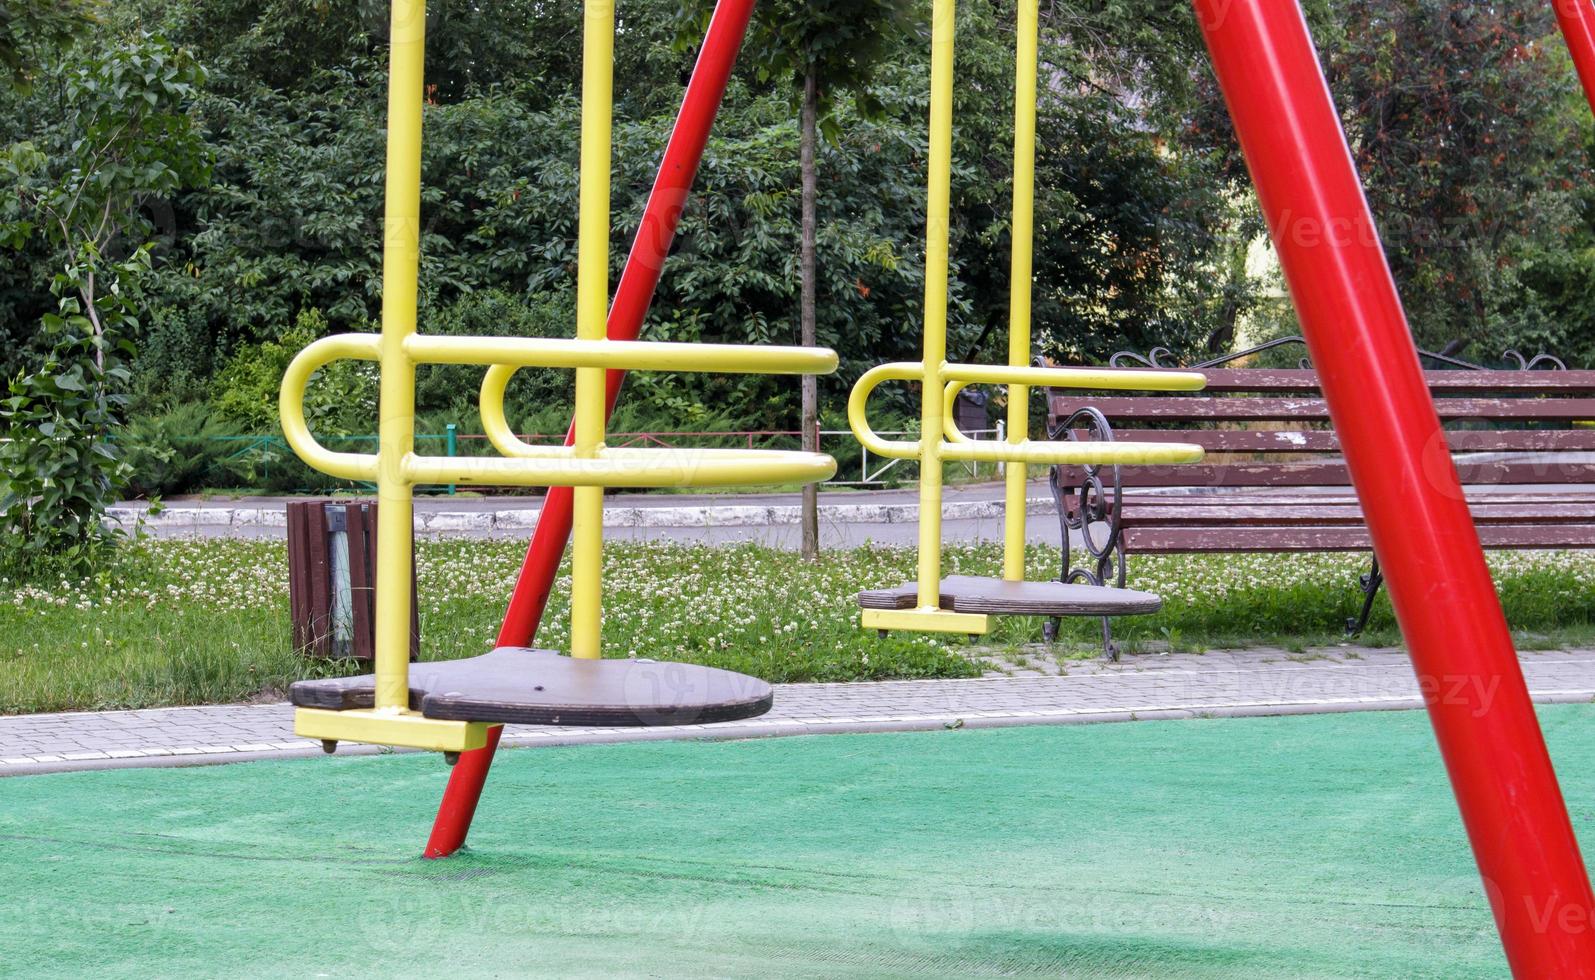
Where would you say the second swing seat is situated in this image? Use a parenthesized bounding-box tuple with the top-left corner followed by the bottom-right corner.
(857, 574, 1162, 618)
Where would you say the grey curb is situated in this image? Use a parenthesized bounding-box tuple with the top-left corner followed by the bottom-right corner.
(7, 687, 1594, 777)
(105, 496, 1058, 534)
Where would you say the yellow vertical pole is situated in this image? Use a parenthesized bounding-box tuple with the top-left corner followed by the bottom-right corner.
(1003, 0, 1039, 581)
(916, 0, 957, 609)
(373, 0, 427, 710)
(569, 0, 616, 660)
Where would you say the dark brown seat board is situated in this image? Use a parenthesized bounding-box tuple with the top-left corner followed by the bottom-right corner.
(289, 647, 773, 727)
(1122, 524, 1595, 553)
(858, 575, 1161, 616)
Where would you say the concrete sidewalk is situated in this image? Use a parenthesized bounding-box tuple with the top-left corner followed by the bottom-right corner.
(108, 480, 1073, 547)
(4, 646, 1592, 776)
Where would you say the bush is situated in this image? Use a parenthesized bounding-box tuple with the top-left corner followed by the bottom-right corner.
(121, 401, 232, 497)
(131, 304, 215, 405)
(0, 300, 134, 577)
(416, 288, 574, 419)
(212, 308, 377, 434)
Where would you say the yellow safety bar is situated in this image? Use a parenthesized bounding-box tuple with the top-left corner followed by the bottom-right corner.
(847, 0, 1205, 637)
(1004, 0, 1040, 581)
(282, 0, 837, 752)
(282, 334, 838, 489)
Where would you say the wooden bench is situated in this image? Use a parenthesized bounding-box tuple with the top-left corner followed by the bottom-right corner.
(1046, 345, 1595, 633)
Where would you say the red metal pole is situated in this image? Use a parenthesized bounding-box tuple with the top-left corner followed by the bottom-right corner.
(1554, 0, 1595, 118)
(1194, 0, 1595, 974)
(422, 0, 757, 860)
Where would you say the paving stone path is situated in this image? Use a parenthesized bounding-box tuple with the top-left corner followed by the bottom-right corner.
(4, 647, 1592, 776)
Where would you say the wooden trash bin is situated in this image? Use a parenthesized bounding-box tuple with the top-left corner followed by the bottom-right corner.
(954, 387, 989, 435)
(287, 500, 419, 660)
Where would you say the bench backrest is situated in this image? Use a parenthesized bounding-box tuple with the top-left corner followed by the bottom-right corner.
(1048, 368, 1595, 489)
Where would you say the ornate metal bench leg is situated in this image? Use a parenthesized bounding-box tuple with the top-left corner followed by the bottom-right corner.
(1346, 555, 1384, 635)
(1048, 408, 1126, 660)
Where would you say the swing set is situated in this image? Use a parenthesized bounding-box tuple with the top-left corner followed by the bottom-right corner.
(276, 0, 1595, 973)
(847, 0, 1202, 651)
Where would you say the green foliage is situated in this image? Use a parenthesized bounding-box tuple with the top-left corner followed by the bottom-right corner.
(1513, 128, 1595, 367)
(1320, 0, 1590, 352)
(5, 33, 210, 254)
(1, 30, 210, 379)
(0, 0, 95, 92)
(0, 24, 210, 570)
(707, 0, 913, 127)
(1189, 0, 1595, 360)
(212, 309, 376, 434)
(119, 399, 229, 497)
(417, 288, 573, 417)
(111, 0, 599, 106)
(0, 256, 139, 577)
(130, 304, 213, 404)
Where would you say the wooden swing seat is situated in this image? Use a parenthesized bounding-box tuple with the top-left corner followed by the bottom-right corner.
(289, 646, 773, 727)
(857, 574, 1162, 617)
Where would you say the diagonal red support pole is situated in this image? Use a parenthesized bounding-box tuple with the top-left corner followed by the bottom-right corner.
(422, 0, 757, 859)
(1554, 0, 1595, 119)
(1194, 0, 1595, 974)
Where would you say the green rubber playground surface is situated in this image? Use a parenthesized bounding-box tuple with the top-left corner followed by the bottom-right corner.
(7, 706, 1595, 978)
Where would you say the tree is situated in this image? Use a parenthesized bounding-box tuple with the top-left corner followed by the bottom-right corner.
(0, 0, 93, 92)
(0, 32, 209, 571)
(1323, 0, 1587, 352)
(5, 36, 209, 359)
(1189, 0, 1592, 359)
(689, 0, 911, 559)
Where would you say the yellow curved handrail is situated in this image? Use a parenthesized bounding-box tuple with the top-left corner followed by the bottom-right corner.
(849, 361, 1208, 464)
(475, 340, 836, 462)
(410, 334, 837, 372)
(278, 334, 382, 482)
(404, 447, 835, 488)
(280, 333, 839, 490)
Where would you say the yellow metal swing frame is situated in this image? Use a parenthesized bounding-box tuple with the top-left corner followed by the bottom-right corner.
(847, 0, 1206, 635)
(280, 0, 837, 752)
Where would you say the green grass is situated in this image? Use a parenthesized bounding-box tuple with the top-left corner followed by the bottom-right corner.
(3, 539, 1595, 714)
(9, 705, 1594, 977)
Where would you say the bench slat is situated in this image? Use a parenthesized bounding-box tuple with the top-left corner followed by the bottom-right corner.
(1181, 368, 1595, 395)
(1067, 429, 1595, 454)
(1116, 490, 1595, 506)
(1050, 395, 1595, 422)
(1057, 461, 1595, 488)
(1123, 524, 1595, 552)
(1114, 502, 1595, 526)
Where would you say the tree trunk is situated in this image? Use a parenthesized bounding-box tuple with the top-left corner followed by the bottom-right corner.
(799, 69, 820, 561)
